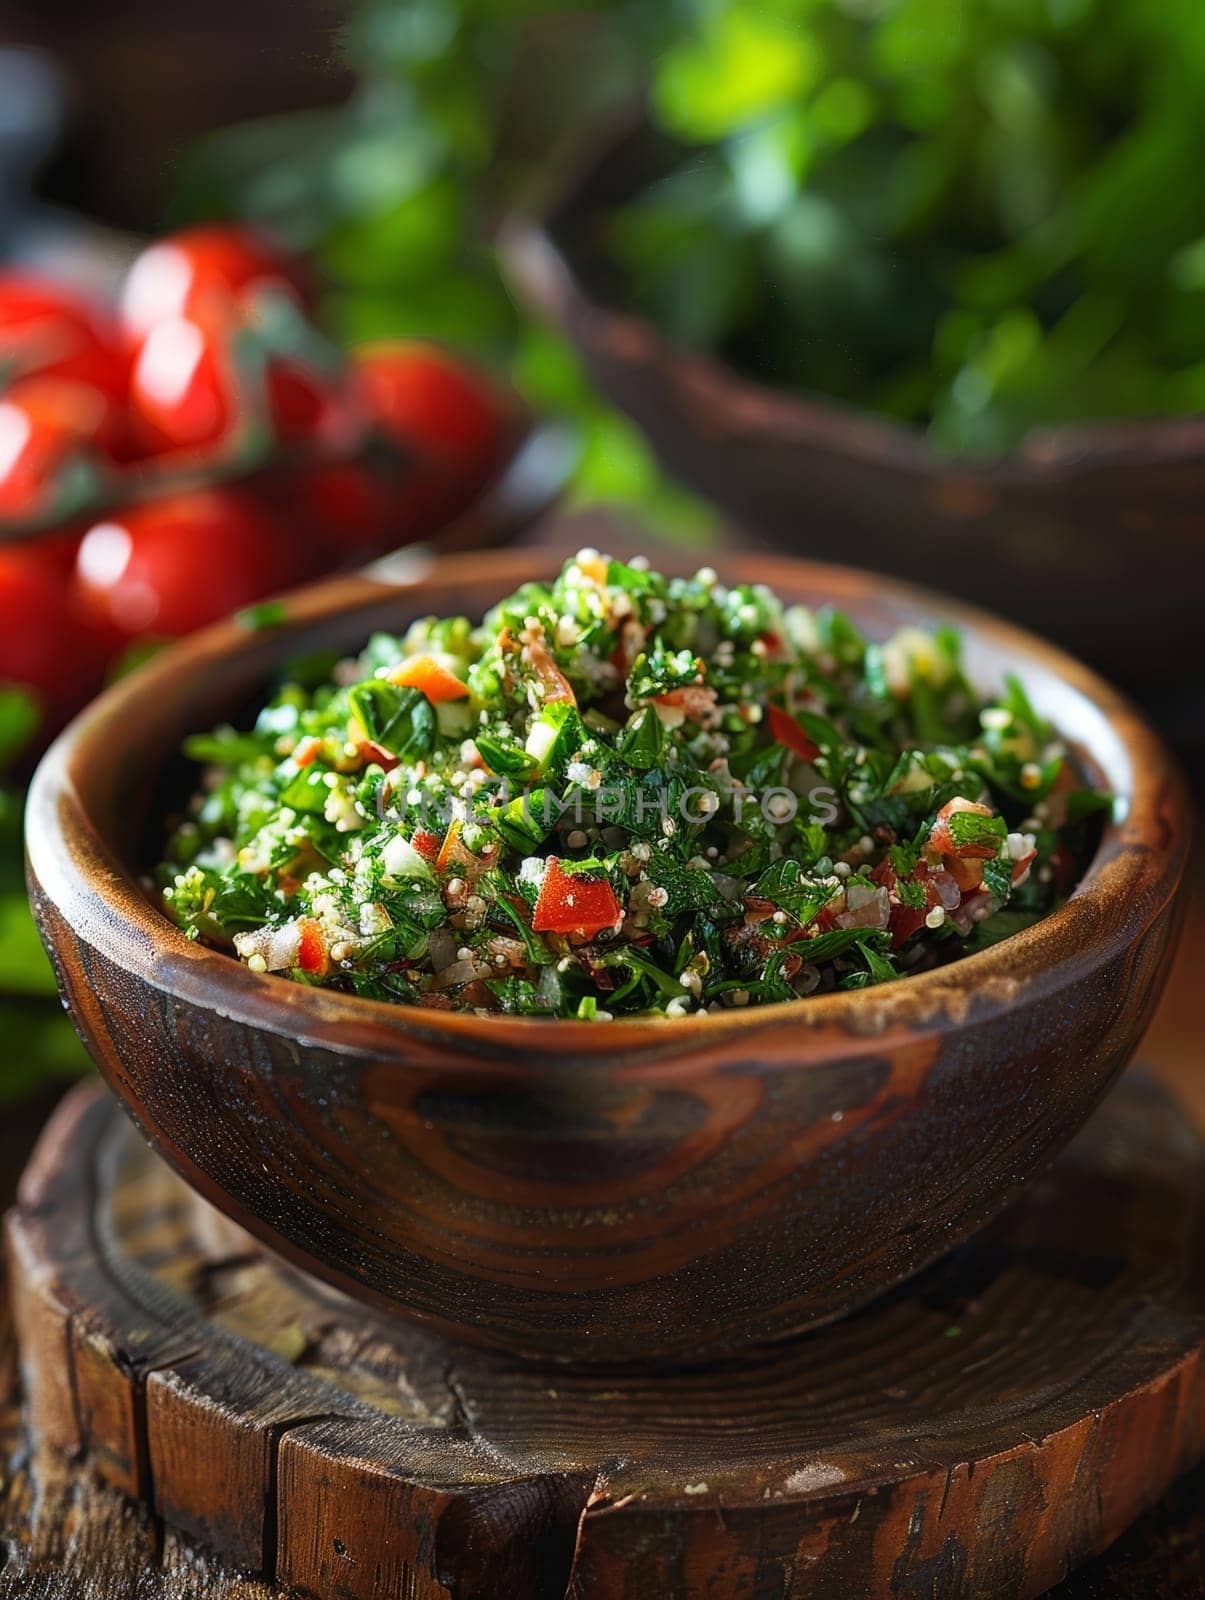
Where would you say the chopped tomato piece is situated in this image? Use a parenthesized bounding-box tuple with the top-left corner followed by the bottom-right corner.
(388, 653, 470, 703)
(767, 704, 820, 762)
(888, 903, 927, 948)
(870, 859, 897, 892)
(929, 797, 997, 860)
(1011, 846, 1037, 885)
(532, 857, 622, 939)
(652, 684, 717, 728)
(944, 856, 985, 893)
(411, 828, 441, 863)
(297, 919, 329, 977)
(874, 858, 942, 946)
(358, 738, 399, 770)
(435, 816, 463, 872)
(527, 635, 576, 705)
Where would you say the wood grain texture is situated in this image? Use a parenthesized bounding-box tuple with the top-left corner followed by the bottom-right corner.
(7, 1072, 1205, 1600)
(24, 548, 1190, 1362)
(500, 123, 1205, 697)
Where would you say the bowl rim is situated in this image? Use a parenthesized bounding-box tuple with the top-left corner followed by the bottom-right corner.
(26, 544, 1190, 1061)
(499, 113, 1205, 486)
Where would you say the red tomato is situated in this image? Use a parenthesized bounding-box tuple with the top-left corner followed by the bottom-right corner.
(119, 225, 311, 345)
(297, 918, 329, 977)
(873, 859, 942, 949)
(353, 342, 507, 533)
(126, 316, 239, 455)
(435, 817, 463, 874)
(266, 358, 348, 445)
(0, 378, 125, 520)
(411, 828, 441, 863)
(129, 321, 347, 458)
(0, 276, 126, 400)
(354, 342, 505, 466)
(268, 359, 322, 438)
(15, 375, 124, 453)
(73, 489, 305, 641)
(0, 545, 110, 728)
(262, 460, 393, 568)
(766, 704, 821, 762)
(532, 858, 623, 940)
(22, 522, 89, 580)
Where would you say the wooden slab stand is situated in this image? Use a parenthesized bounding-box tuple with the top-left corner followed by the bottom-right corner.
(6, 1073, 1205, 1600)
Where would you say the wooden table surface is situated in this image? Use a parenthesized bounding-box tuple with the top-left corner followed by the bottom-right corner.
(1, 513, 1202, 1597)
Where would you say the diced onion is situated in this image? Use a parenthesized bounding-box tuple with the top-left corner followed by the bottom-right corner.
(930, 870, 962, 910)
(836, 885, 890, 930)
(432, 958, 489, 989)
(382, 834, 435, 882)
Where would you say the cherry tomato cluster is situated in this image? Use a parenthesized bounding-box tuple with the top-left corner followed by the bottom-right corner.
(0, 225, 510, 740)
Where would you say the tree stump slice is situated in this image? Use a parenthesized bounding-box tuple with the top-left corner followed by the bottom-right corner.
(6, 1072, 1205, 1600)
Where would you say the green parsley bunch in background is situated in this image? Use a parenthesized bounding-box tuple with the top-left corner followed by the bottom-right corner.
(178, 0, 1205, 459)
(617, 0, 1205, 453)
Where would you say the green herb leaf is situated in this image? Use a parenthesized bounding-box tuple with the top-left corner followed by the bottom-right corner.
(349, 681, 436, 761)
(946, 810, 1007, 852)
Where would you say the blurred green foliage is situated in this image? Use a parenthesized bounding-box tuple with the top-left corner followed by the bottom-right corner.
(621, 0, 1205, 452)
(172, 0, 714, 533)
(0, 780, 90, 1104)
(174, 0, 1205, 459)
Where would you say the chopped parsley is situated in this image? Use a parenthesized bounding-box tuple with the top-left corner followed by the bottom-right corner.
(158, 551, 1104, 1018)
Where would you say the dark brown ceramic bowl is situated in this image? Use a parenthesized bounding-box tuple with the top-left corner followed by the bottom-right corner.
(26, 548, 1188, 1364)
(501, 122, 1205, 699)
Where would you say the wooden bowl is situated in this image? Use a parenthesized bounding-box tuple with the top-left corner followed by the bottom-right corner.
(500, 123, 1205, 699)
(26, 547, 1189, 1364)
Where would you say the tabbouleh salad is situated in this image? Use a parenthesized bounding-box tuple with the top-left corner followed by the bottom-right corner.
(158, 552, 1105, 1018)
